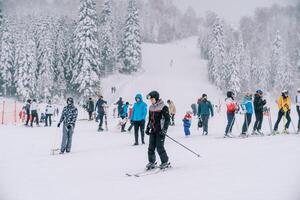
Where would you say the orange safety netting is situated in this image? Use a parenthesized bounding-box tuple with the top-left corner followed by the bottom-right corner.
(0, 101, 24, 125)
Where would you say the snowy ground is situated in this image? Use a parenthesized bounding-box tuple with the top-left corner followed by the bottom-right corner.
(1, 37, 300, 200)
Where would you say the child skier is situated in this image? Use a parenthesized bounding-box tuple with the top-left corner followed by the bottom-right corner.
(182, 111, 192, 136)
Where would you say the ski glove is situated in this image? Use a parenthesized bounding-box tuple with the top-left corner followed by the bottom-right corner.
(145, 127, 150, 135)
(160, 129, 167, 136)
(57, 123, 61, 128)
(67, 124, 73, 129)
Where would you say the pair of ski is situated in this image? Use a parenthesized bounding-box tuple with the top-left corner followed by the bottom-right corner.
(126, 165, 172, 178)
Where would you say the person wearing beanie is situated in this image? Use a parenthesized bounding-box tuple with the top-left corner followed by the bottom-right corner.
(182, 111, 192, 136)
(252, 89, 267, 135)
(296, 88, 300, 133)
(224, 91, 238, 137)
(197, 94, 214, 135)
(145, 91, 171, 170)
(273, 90, 291, 134)
(241, 93, 253, 137)
(57, 97, 78, 154)
(131, 94, 147, 145)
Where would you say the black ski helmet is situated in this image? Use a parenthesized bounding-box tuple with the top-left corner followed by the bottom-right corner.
(202, 93, 207, 98)
(256, 89, 263, 95)
(67, 97, 74, 105)
(227, 91, 234, 98)
(147, 91, 160, 101)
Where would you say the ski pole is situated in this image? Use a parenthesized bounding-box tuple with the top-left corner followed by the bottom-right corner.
(165, 134, 201, 158)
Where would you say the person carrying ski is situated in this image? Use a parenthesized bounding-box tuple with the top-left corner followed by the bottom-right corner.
(182, 111, 192, 136)
(224, 91, 238, 138)
(252, 90, 266, 135)
(57, 97, 78, 154)
(131, 94, 147, 145)
(145, 91, 171, 170)
(198, 94, 214, 135)
(115, 97, 124, 118)
(45, 100, 55, 127)
(167, 100, 176, 126)
(273, 90, 291, 134)
(95, 95, 107, 132)
(86, 97, 95, 121)
(296, 88, 300, 133)
(241, 93, 253, 137)
(30, 99, 39, 127)
(120, 102, 129, 132)
(24, 99, 31, 126)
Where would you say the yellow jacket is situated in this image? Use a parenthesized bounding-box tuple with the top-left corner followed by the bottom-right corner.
(278, 96, 291, 112)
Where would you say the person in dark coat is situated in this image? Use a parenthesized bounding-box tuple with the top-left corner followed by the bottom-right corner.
(120, 102, 129, 132)
(57, 97, 78, 154)
(252, 90, 266, 135)
(95, 95, 107, 132)
(115, 97, 124, 118)
(24, 99, 31, 126)
(30, 99, 39, 127)
(198, 94, 214, 135)
(87, 97, 95, 121)
(145, 91, 171, 170)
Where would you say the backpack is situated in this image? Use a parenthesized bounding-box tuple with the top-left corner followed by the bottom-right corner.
(227, 102, 236, 113)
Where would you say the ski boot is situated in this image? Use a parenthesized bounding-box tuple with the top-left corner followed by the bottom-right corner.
(203, 131, 208, 135)
(224, 134, 233, 138)
(240, 133, 247, 138)
(282, 129, 289, 134)
(98, 127, 104, 132)
(257, 130, 264, 136)
(146, 162, 157, 170)
(159, 162, 171, 170)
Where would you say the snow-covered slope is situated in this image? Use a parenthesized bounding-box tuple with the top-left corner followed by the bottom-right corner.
(1, 37, 300, 200)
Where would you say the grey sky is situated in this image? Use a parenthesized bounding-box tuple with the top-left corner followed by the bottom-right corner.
(172, 0, 296, 26)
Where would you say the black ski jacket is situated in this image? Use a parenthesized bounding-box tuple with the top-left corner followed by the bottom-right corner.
(253, 94, 266, 113)
(147, 100, 170, 134)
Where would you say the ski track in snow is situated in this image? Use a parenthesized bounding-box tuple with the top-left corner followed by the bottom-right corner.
(1, 37, 300, 200)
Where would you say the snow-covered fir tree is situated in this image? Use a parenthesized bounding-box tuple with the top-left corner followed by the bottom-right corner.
(270, 30, 282, 89)
(99, 0, 116, 75)
(73, 0, 101, 98)
(120, 0, 142, 73)
(226, 46, 241, 95)
(0, 20, 16, 96)
(15, 30, 38, 100)
(207, 19, 226, 90)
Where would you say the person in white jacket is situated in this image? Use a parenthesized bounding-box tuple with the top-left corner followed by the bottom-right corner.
(45, 100, 55, 127)
(296, 88, 300, 133)
(30, 99, 39, 127)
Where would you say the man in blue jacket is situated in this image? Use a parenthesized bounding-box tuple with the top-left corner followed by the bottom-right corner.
(131, 94, 147, 145)
(241, 93, 253, 137)
(198, 94, 214, 135)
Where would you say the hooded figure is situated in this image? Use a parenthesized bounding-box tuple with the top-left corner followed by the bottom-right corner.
(132, 94, 147, 145)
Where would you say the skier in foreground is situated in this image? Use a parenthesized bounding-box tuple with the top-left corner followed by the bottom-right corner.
(273, 90, 291, 134)
(57, 97, 78, 154)
(145, 91, 171, 170)
(224, 91, 238, 138)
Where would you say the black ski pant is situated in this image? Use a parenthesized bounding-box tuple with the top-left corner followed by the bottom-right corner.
(128, 121, 134, 132)
(170, 114, 175, 125)
(30, 110, 39, 126)
(253, 111, 263, 131)
(242, 113, 252, 133)
(98, 113, 104, 128)
(88, 111, 93, 120)
(297, 106, 300, 130)
(274, 110, 291, 131)
(148, 132, 169, 164)
(45, 114, 52, 126)
(201, 114, 209, 133)
(133, 120, 145, 144)
(25, 110, 30, 125)
(225, 112, 235, 134)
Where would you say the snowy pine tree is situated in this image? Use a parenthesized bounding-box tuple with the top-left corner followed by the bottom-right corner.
(99, 0, 116, 75)
(0, 20, 16, 96)
(120, 0, 142, 73)
(270, 30, 282, 89)
(73, 0, 101, 98)
(226, 47, 241, 95)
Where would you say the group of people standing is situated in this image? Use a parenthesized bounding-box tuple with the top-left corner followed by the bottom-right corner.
(224, 89, 300, 138)
(23, 99, 56, 127)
